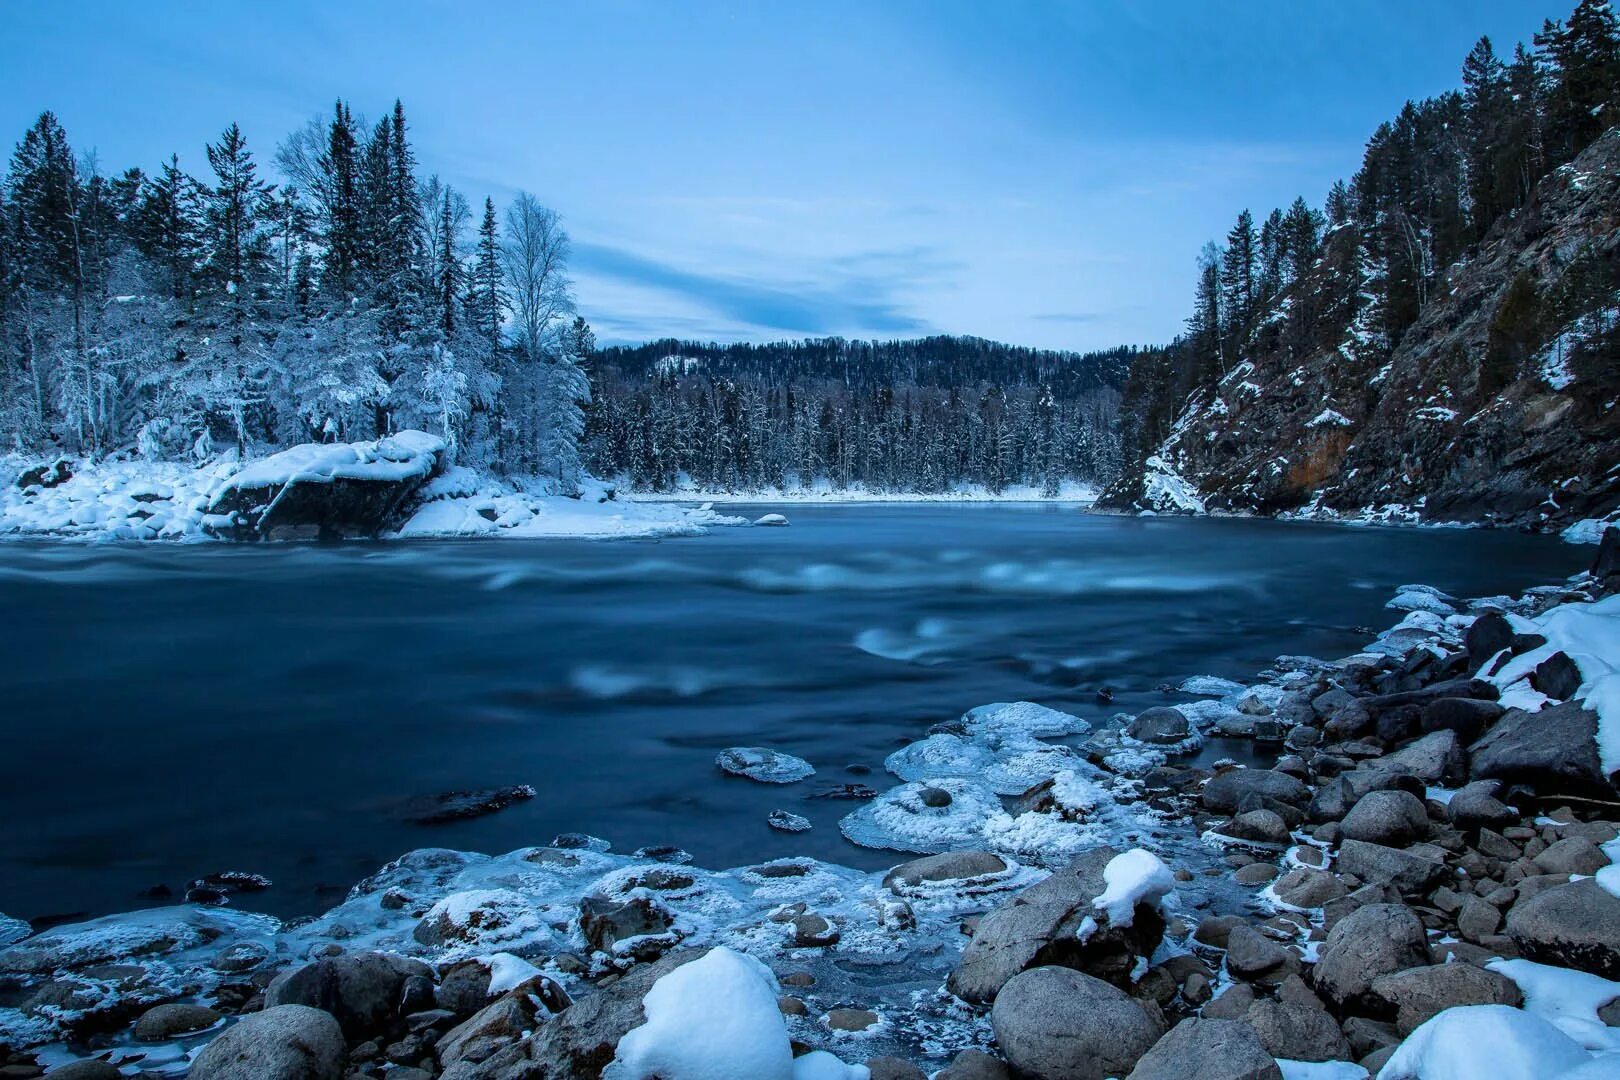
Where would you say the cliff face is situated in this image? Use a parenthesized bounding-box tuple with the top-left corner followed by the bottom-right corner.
(1111, 128, 1620, 529)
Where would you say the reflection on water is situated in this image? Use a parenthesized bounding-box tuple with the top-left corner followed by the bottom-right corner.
(0, 507, 1581, 921)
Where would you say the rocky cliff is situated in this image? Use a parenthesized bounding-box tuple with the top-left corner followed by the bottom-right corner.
(1105, 127, 1620, 531)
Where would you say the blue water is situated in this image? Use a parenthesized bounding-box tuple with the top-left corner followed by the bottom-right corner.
(0, 508, 1581, 922)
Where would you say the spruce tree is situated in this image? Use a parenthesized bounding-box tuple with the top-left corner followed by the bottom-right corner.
(202, 123, 272, 298)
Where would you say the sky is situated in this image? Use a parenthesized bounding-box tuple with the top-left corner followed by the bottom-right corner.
(0, 1, 1571, 350)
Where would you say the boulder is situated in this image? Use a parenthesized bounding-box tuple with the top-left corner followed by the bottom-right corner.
(1125, 1018, 1281, 1080)
(207, 431, 445, 540)
(577, 894, 675, 957)
(866, 1057, 929, 1080)
(882, 850, 1008, 892)
(1531, 651, 1583, 700)
(1446, 780, 1517, 829)
(1312, 904, 1430, 1014)
(187, 1004, 346, 1080)
(443, 949, 699, 1080)
(1464, 613, 1515, 669)
(1224, 925, 1291, 982)
(1243, 998, 1351, 1062)
(1202, 770, 1310, 815)
(1532, 836, 1609, 876)
(264, 951, 433, 1039)
(1271, 868, 1347, 910)
(990, 966, 1165, 1080)
(1470, 702, 1612, 794)
(437, 979, 566, 1071)
(1341, 790, 1430, 847)
(1419, 697, 1504, 742)
(132, 1001, 222, 1041)
(398, 785, 536, 825)
(1376, 729, 1467, 785)
(1224, 809, 1293, 847)
(948, 847, 1164, 1003)
(936, 1049, 1012, 1080)
(1128, 707, 1191, 745)
(1335, 840, 1448, 894)
(42, 1062, 123, 1080)
(1506, 880, 1620, 978)
(1368, 963, 1522, 1035)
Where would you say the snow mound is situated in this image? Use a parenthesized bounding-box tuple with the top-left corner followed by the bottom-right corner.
(1091, 848, 1174, 927)
(715, 747, 815, 784)
(214, 430, 444, 499)
(606, 947, 795, 1080)
(1139, 455, 1206, 515)
(1375, 1004, 1591, 1080)
(1489, 958, 1620, 1053)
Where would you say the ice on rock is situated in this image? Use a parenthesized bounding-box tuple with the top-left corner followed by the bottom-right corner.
(767, 809, 812, 832)
(961, 701, 1089, 740)
(1090, 848, 1174, 927)
(885, 734, 997, 785)
(1375, 1004, 1591, 1080)
(1387, 584, 1460, 615)
(753, 514, 790, 527)
(480, 951, 543, 995)
(1489, 958, 1620, 1053)
(606, 946, 861, 1080)
(414, 888, 552, 954)
(1178, 675, 1247, 697)
(981, 744, 1087, 795)
(838, 778, 1003, 854)
(0, 915, 30, 948)
(716, 747, 816, 784)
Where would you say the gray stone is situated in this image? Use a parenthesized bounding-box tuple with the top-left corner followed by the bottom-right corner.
(1506, 880, 1620, 978)
(1341, 790, 1430, 847)
(1458, 896, 1502, 942)
(1201, 983, 1256, 1021)
(1378, 729, 1468, 786)
(1125, 1018, 1281, 1080)
(1202, 770, 1310, 815)
(437, 979, 568, 1071)
(1470, 702, 1612, 794)
(1225, 925, 1290, 981)
(1533, 836, 1610, 876)
(187, 1005, 345, 1080)
(1271, 868, 1347, 910)
(1369, 963, 1522, 1035)
(865, 1057, 928, 1080)
(1226, 809, 1293, 847)
(990, 966, 1165, 1080)
(1336, 839, 1448, 894)
(1420, 698, 1505, 742)
(882, 850, 1008, 892)
(1244, 998, 1351, 1062)
(42, 1063, 123, 1080)
(1447, 781, 1518, 829)
(132, 1001, 221, 1041)
(264, 951, 433, 1039)
(935, 1049, 1011, 1080)
(1313, 904, 1430, 1014)
(1128, 707, 1191, 745)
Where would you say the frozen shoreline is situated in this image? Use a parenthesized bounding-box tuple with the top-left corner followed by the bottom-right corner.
(4, 556, 1619, 1076)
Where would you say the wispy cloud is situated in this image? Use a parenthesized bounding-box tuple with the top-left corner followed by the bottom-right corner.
(572, 241, 941, 341)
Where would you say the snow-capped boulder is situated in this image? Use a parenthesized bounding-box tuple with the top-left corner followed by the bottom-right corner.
(207, 430, 446, 539)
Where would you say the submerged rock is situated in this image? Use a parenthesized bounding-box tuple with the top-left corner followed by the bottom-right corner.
(398, 785, 536, 825)
(715, 746, 815, 783)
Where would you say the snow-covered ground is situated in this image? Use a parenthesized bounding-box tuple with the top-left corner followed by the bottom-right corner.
(619, 477, 1099, 504)
(0, 445, 741, 543)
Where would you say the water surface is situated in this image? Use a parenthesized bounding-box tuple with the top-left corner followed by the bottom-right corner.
(0, 507, 1581, 922)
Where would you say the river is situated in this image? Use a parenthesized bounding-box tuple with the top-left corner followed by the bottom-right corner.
(0, 507, 1583, 923)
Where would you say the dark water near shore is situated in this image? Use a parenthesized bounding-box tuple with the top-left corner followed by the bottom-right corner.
(0, 508, 1582, 923)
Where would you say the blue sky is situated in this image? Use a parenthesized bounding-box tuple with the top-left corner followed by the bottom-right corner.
(0, 1, 1567, 349)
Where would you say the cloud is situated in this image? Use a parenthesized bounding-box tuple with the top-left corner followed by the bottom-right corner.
(1030, 311, 1112, 325)
(572, 240, 938, 341)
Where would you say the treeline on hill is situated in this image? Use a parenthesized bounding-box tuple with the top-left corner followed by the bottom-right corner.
(584, 337, 1131, 494)
(1113, 0, 1620, 480)
(0, 102, 594, 490)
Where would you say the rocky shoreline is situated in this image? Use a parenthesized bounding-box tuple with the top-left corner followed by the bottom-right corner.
(4, 539, 1620, 1078)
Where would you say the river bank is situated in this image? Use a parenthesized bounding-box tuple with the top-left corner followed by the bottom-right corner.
(2, 538, 1617, 1077)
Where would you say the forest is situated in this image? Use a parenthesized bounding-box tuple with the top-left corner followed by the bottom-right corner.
(0, 101, 594, 491)
(1113, 0, 1620, 481)
(584, 337, 1130, 494)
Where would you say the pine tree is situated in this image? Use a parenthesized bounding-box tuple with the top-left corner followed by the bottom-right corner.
(132, 155, 203, 300)
(1220, 209, 1257, 352)
(1537, 0, 1620, 165)
(1462, 36, 1512, 233)
(202, 123, 272, 297)
(466, 196, 504, 352)
(321, 100, 362, 296)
